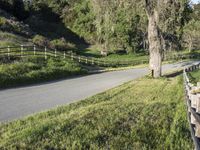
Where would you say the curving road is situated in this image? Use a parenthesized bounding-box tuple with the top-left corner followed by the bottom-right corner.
(0, 61, 199, 122)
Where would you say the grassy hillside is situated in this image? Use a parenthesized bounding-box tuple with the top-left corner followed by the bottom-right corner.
(0, 76, 193, 149)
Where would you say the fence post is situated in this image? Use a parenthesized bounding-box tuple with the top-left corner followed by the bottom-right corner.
(7, 46, 10, 59)
(191, 113, 196, 125)
(150, 70, 154, 77)
(86, 58, 88, 64)
(55, 49, 57, 58)
(71, 52, 73, 60)
(64, 51, 66, 59)
(191, 93, 198, 109)
(21, 45, 23, 58)
(92, 59, 94, 65)
(195, 122, 200, 138)
(34, 45, 36, 56)
(79, 56, 81, 62)
(196, 96, 200, 113)
(45, 46, 47, 60)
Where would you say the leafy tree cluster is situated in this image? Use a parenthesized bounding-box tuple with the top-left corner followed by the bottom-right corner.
(61, 0, 193, 53)
(183, 2, 200, 51)
(0, 0, 199, 54)
(62, 0, 147, 53)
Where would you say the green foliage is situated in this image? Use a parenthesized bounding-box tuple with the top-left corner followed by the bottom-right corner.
(62, 0, 96, 42)
(188, 69, 200, 85)
(0, 76, 193, 149)
(32, 35, 49, 47)
(0, 31, 30, 47)
(50, 38, 75, 51)
(0, 56, 86, 88)
(1, 0, 196, 53)
(191, 3, 200, 21)
(0, 17, 6, 26)
(183, 20, 200, 50)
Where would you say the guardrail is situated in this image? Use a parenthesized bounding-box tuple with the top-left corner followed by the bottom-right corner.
(0, 45, 149, 67)
(183, 63, 200, 150)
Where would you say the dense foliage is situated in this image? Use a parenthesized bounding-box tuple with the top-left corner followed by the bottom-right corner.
(0, 0, 199, 53)
(183, 3, 200, 51)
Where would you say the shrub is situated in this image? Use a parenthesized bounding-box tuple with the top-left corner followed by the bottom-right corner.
(32, 35, 49, 47)
(50, 38, 67, 51)
(0, 17, 7, 27)
(0, 56, 86, 88)
(50, 38, 75, 51)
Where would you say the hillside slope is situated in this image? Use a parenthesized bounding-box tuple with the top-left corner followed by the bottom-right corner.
(0, 8, 33, 47)
(0, 6, 87, 50)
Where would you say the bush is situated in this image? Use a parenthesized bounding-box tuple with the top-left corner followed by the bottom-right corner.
(0, 56, 86, 88)
(0, 17, 7, 26)
(32, 35, 49, 47)
(50, 38, 75, 51)
(50, 38, 67, 50)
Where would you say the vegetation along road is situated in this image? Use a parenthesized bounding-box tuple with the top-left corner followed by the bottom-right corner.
(0, 61, 199, 122)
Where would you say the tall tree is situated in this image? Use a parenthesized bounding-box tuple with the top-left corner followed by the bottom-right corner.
(144, 0, 191, 78)
(144, 0, 162, 78)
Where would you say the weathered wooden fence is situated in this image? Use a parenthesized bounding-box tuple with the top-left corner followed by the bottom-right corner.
(0, 45, 148, 67)
(183, 63, 200, 150)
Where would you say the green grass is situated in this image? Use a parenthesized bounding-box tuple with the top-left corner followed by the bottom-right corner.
(188, 69, 200, 85)
(0, 76, 193, 149)
(0, 31, 31, 47)
(78, 45, 200, 67)
(99, 53, 148, 62)
(0, 56, 86, 89)
(77, 46, 148, 66)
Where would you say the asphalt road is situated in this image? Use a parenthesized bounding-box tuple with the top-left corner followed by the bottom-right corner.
(0, 61, 199, 122)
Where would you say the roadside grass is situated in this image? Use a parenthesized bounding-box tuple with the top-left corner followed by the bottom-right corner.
(0, 76, 193, 149)
(0, 56, 86, 89)
(98, 53, 148, 63)
(188, 69, 200, 85)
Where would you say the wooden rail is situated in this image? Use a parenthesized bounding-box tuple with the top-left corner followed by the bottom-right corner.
(0, 45, 198, 67)
(0, 45, 148, 67)
(183, 63, 200, 150)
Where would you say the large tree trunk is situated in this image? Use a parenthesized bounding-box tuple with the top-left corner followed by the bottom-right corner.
(148, 13, 162, 78)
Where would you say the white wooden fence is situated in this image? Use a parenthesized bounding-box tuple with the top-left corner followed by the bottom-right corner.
(0, 45, 148, 67)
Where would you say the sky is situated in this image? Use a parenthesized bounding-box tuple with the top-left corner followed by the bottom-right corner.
(191, 0, 200, 4)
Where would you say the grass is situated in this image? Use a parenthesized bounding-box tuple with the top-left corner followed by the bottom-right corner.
(0, 56, 86, 89)
(99, 53, 148, 63)
(188, 69, 200, 85)
(0, 76, 193, 149)
(76, 46, 149, 67)
(0, 31, 31, 47)
(77, 45, 200, 68)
